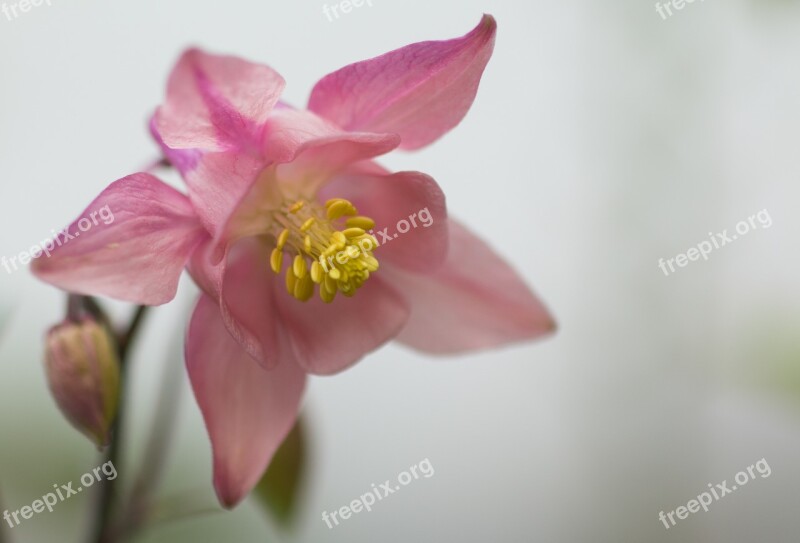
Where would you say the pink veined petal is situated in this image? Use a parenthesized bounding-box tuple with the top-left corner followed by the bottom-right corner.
(153, 48, 286, 152)
(384, 218, 556, 354)
(186, 294, 306, 508)
(31, 173, 206, 306)
(178, 149, 268, 239)
(274, 276, 410, 375)
(308, 15, 497, 151)
(322, 166, 449, 272)
(261, 108, 400, 167)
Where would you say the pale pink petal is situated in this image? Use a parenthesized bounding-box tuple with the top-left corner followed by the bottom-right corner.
(384, 219, 556, 353)
(262, 108, 400, 168)
(218, 242, 294, 368)
(186, 295, 306, 508)
(275, 277, 410, 375)
(322, 167, 449, 272)
(179, 150, 267, 239)
(308, 15, 496, 150)
(189, 239, 294, 369)
(153, 49, 285, 151)
(32, 173, 205, 306)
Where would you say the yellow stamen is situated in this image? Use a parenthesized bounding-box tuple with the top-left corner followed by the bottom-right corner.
(346, 216, 375, 230)
(300, 217, 316, 231)
(293, 254, 307, 278)
(267, 196, 379, 303)
(310, 261, 324, 283)
(343, 227, 365, 238)
(327, 200, 357, 220)
(277, 228, 289, 250)
(270, 248, 283, 274)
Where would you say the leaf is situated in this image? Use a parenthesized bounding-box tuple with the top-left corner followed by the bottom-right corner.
(252, 416, 307, 527)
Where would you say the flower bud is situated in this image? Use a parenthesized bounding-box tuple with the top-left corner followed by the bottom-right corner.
(44, 318, 120, 448)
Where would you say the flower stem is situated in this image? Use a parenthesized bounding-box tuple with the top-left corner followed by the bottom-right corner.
(89, 304, 149, 543)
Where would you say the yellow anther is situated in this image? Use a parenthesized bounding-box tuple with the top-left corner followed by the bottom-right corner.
(320, 285, 336, 303)
(285, 267, 297, 295)
(325, 198, 346, 209)
(270, 248, 283, 274)
(346, 216, 375, 230)
(329, 268, 341, 281)
(343, 227, 365, 238)
(277, 228, 289, 250)
(288, 201, 305, 213)
(300, 217, 316, 231)
(327, 200, 357, 220)
(324, 273, 338, 293)
(363, 254, 379, 271)
(311, 261, 324, 283)
(304, 235, 312, 253)
(331, 231, 347, 246)
(294, 274, 314, 302)
(293, 255, 307, 278)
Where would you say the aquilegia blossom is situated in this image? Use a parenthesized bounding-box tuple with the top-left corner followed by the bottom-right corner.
(33, 15, 554, 507)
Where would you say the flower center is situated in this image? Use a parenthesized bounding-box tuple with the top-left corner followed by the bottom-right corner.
(268, 198, 379, 303)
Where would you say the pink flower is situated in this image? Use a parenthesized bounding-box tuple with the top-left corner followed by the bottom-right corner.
(33, 15, 554, 507)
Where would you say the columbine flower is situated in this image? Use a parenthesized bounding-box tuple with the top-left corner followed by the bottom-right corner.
(44, 318, 120, 448)
(32, 15, 554, 506)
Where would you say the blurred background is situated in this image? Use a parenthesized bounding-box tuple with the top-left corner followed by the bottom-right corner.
(1, 0, 799, 541)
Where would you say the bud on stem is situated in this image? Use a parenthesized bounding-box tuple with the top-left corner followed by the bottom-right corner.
(45, 318, 121, 448)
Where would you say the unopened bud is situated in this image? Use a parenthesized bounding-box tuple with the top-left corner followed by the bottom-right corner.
(44, 319, 120, 448)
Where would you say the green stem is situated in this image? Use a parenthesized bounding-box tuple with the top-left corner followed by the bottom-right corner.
(116, 320, 185, 537)
(89, 304, 149, 543)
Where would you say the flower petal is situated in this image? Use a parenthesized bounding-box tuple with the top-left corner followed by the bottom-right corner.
(186, 294, 306, 508)
(385, 219, 556, 353)
(262, 108, 400, 168)
(308, 15, 496, 150)
(322, 166, 449, 272)
(275, 277, 410, 375)
(153, 48, 285, 152)
(178, 149, 267, 239)
(32, 173, 205, 306)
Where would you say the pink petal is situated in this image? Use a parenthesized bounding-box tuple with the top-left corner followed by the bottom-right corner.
(32, 173, 205, 306)
(262, 108, 400, 167)
(275, 277, 410, 375)
(217, 241, 294, 368)
(308, 15, 496, 150)
(179, 149, 267, 240)
(322, 166, 449, 272)
(186, 294, 306, 508)
(153, 48, 285, 152)
(385, 219, 556, 353)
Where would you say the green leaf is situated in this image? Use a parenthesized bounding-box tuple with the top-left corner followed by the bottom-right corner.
(252, 417, 307, 527)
